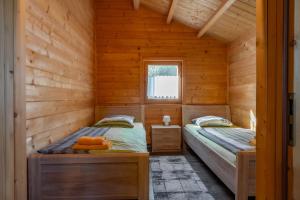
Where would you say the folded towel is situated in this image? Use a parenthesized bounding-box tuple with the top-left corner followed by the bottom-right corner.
(249, 138, 256, 146)
(72, 140, 112, 150)
(77, 136, 105, 145)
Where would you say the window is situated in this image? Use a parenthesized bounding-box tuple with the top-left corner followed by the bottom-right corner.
(145, 61, 182, 102)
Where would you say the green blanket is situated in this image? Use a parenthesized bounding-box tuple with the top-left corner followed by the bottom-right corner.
(90, 122, 147, 154)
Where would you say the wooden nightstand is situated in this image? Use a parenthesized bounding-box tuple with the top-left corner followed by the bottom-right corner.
(151, 125, 181, 153)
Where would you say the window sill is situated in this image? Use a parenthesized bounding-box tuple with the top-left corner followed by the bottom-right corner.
(145, 99, 182, 104)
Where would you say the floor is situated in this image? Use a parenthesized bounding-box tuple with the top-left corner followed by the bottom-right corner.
(183, 146, 235, 200)
(150, 155, 216, 200)
(150, 145, 256, 200)
(149, 145, 235, 200)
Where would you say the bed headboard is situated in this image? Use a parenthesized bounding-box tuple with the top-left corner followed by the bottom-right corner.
(182, 105, 231, 125)
(95, 105, 144, 123)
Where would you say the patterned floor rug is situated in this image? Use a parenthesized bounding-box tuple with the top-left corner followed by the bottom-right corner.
(150, 155, 215, 200)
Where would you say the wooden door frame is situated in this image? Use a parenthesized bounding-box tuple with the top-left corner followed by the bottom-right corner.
(0, 0, 26, 199)
(14, 0, 27, 199)
(0, 0, 15, 199)
(256, 0, 289, 199)
(288, 0, 299, 199)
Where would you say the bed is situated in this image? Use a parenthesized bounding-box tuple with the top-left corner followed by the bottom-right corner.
(28, 106, 149, 200)
(182, 105, 256, 200)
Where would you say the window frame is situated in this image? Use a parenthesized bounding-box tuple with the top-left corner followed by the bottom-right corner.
(144, 60, 182, 104)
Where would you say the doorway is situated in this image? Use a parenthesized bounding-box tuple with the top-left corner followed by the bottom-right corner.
(0, 0, 295, 199)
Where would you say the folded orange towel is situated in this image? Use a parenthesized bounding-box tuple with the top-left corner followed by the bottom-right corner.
(249, 138, 256, 146)
(77, 136, 105, 145)
(72, 140, 112, 150)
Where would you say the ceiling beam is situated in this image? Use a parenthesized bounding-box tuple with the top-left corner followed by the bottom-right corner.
(166, 0, 179, 24)
(197, 0, 237, 38)
(133, 0, 140, 10)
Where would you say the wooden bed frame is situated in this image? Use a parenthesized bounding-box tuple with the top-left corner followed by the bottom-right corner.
(28, 105, 149, 200)
(182, 105, 256, 200)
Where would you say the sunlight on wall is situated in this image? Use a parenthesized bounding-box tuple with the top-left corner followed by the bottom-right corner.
(249, 110, 256, 131)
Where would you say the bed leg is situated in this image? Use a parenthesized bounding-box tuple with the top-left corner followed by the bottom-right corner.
(235, 151, 256, 200)
(28, 155, 42, 200)
(138, 156, 149, 200)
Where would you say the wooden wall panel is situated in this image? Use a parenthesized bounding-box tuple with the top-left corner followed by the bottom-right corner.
(144, 104, 182, 142)
(95, 0, 228, 141)
(95, 0, 227, 106)
(95, 105, 144, 123)
(25, 0, 95, 153)
(228, 30, 256, 128)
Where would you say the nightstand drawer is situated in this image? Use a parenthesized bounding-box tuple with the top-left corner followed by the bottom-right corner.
(151, 125, 182, 153)
(152, 143, 181, 152)
(152, 128, 180, 136)
(152, 134, 181, 144)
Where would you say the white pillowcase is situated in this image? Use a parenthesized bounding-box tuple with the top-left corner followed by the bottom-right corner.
(192, 116, 233, 127)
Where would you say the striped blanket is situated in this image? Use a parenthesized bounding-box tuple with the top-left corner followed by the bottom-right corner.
(38, 127, 110, 154)
(197, 127, 255, 154)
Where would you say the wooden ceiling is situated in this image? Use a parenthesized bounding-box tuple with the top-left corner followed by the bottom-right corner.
(136, 0, 256, 43)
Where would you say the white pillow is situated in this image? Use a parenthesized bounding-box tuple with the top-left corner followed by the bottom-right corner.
(192, 116, 233, 127)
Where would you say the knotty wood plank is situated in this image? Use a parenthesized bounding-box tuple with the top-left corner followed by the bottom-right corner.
(133, 0, 140, 10)
(228, 30, 256, 128)
(141, 0, 255, 42)
(95, 1, 228, 107)
(0, 0, 18, 199)
(256, 0, 286, 199)
(0, 1, 7, 198)
(166, 0, 178, 24)
(144, 104, 181, 143)
(25, 0, 95, 152)
(197, 0, 237, 38)
(14, 0, 27, 198)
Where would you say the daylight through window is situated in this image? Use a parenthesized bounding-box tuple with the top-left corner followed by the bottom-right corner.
(146, 63, 181, 101)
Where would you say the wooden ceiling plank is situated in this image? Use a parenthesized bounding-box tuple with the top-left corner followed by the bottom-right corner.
(197, 0, 237, 38)
(140, 0, 255, 42)
(133, 0, 140, 10)
(166, 0, 179, 24)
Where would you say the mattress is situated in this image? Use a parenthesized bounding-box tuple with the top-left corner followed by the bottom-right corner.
(38, 122, 147, 154)
(184, 124, 237, 165)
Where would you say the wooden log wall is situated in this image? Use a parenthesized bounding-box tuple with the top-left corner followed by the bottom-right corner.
(25, 0, 95, 153)
(95, 0, 228, 142)
(227, 31, 256, 128)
